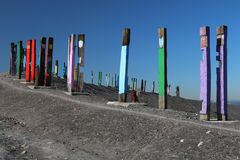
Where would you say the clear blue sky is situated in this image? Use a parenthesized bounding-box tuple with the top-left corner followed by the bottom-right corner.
(0, 0, 240, 101)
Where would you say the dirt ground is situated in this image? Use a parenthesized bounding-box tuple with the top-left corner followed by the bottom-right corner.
(0, 73, 240, 160)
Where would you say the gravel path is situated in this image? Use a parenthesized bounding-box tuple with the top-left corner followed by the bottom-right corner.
(0, 74, 240, 159)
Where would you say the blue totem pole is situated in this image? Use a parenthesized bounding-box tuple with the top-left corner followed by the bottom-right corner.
(119, 28, 130, 102)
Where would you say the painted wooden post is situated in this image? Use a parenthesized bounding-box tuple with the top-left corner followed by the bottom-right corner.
(67, 34, 75, 92)
(23, 48, 26, 72)
(134, 78, 137, 91)
(112, 75, 114, 87)
(25, 40, 31, 82)
(98, 72, 102, 86)
(35, 65, 40, 86)
(63, 62, 67, 79)
(31, 40, 36, 83)
(144, 80, 147, 92)
(152, 81, 155, 93)
(91, 70, 94, 84)
(118, 28, 130, 102)
(141, 79, 144, 92)
(158, 28, 167, 109)
(77, 34, 85, 92)
(39, 37, 46, 86)
(176, 86, 180, 97)
(199, 26, 211, 120)
(17, 41, 23, 79)
(55, 60, 58, 77)
(45, 37, 54, 86)
(106, 73, 110, 87)
(9, 43, 16, 76)
(216, 25, 228, 121)
(114, 74, 117, 88)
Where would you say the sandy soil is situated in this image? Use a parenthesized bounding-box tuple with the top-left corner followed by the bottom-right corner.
(0, 73, 240, 160)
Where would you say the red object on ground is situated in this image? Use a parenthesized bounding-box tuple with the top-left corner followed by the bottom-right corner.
(31, 40, 36, 82)
(25, 40, 31, 82)
(131, 90, 138, 102)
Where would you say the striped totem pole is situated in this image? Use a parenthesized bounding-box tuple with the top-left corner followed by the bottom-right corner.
(39, 37, 47, 86)
(17, 41, 23, 79)
(200, 26, 211, 120)
(25, 40, 31, 82)
(55, 60, 58, 77)
(216, 25, 228, 121)
(31, 40, 36, 83)
(119, 28, 130, 102)
(158, 28, 167, 109)
(67, 34, 75, 92)
(45, 37, 54, 86)
(77, 34, 85, 92)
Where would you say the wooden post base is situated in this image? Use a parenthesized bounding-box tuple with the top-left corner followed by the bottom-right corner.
(118, 93, 127, 102)
(200, 114, 210, 121)
(217, 114, 227, 121)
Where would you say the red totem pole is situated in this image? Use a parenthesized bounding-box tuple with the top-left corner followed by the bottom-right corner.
(25, 40, 32, 82)
(31, 40, 36, 82)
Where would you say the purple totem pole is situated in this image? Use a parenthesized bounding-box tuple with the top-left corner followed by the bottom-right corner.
(200, 26, 211, 121)
(216, 25, 228, 121)
(67, 34, 75, 92)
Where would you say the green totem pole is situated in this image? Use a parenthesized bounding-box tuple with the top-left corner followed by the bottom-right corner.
(17, 41, 23, 79)
(158, 28, 167, 109)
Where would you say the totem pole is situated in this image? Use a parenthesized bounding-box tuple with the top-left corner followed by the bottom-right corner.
(31, 40, 36, 83)
(98, 72, 102, 86)
(25, 40, 31, 82)
(63, 62, 67, 80)
(216, 25, 228, 121)
(152, 81, 155, 93)
(106, 73, 110, 87)
(158, 28, 167, 109)
(141, 79, 144, 92)
(77, 34, 85, 92)
(199, 26, 211, 120)
(17, 41, 23, 79)
(91, 70, 94, 84)
(176, 86, 180, 97)
(67, 34, 75, 92)
(114, 74, 117, 88)
(9, 43, 17, 76)
(39, 37, 47, 86)
(23, 48, 26, 71)
(144, 80, 147, 92)
(134, 78, 137, 91)
(112, 75, 114, 87)
(55, 60, 58, 77)
(45, 37, 54, 86)
(119, 28, 130, 102)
